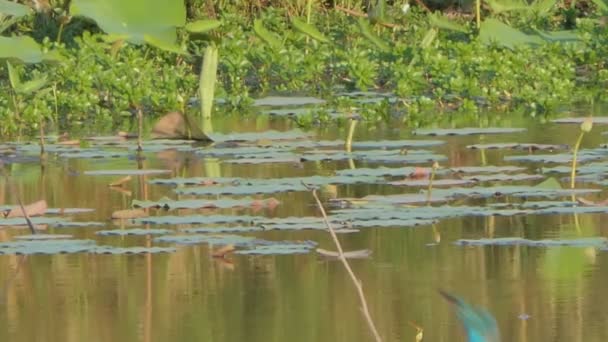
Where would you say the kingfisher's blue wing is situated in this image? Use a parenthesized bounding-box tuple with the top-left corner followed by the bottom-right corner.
(440, 290, 501, 342)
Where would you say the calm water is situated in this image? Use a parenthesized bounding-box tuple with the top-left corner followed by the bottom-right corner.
(2, 112, 608, 342)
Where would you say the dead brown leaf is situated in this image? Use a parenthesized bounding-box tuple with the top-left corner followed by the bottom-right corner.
(212, 244, 236, 258)
(109, 176, 132, 187)
(5, 200, 47, 218)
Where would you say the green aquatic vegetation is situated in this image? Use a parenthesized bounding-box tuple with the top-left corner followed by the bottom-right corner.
(571, 117, 593, 188)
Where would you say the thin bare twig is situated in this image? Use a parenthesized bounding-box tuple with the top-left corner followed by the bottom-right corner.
(306, 183, 382, 342)
(2, 170, 37, 235)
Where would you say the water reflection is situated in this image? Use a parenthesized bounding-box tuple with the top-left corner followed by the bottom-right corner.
(1, 115, 608, 341)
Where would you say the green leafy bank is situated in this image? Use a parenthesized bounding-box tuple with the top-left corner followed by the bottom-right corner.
(0, 0, 607, 136)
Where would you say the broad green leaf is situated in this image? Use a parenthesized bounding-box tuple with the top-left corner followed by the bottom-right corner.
(591, 0, 608, 12)
(185, 19, 221, 33)
(533, 29, 580, 43)
(143, 34, 186, 54)
(70, 0, 186, 51)
(486, 0, 531, 13)
(6, 61, 20, 90)
(0, 0, 31, 17)
(0, 36, 62, 63)
(199, 44, 218, 134)
(253, 19, 282, 49)
(291, 17, 329, 43)
(15, 77, 47, 94)
(357, 17, 390, 52)
(533, 0, 559, 15)
(479, 18, 542, 49)
(429, 12, 468, 33)
(420, 28, 438, 48)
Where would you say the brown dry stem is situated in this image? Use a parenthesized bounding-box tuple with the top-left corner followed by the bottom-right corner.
(308, 185, 382, 342)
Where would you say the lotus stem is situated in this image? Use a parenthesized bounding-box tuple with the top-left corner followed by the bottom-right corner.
(307, 184, 383, 342)
(427, 161, 439, 204)
(570, 132, 584, 189)
(137, 107, 143, 152)
(345, 118, 357, 152)
(475, 0, 481, 29)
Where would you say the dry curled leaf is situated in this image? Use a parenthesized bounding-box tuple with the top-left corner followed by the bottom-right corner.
(5, 200, 47, 218)
(109, 176, 132, 187)
(212, 244, 236, 258)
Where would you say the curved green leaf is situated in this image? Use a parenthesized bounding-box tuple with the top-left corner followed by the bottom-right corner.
(144, 34, 186, 54)
(357, 17, 390, 52)
(486, 0, 531, 13)
(199, 44, 218, 133)
(291, 17, 329, 43)
(479, 18, 542, 49)
(185, 19, 221, 33)
(253, 19, 282, 49)
(16, 77, 47, 94)
(421, 28, 438, 48)
(6, 61, 20, 90)
(70, 0, 186, 51)
(0, 0, 31, 17)
(0, 36, 62, 63)
(429, 12, 468, 33)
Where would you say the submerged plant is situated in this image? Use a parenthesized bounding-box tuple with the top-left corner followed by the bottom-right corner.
(570, 117, 593, 189)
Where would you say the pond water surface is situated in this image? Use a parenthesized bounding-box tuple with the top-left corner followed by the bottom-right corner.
(2, 106, 608, 342)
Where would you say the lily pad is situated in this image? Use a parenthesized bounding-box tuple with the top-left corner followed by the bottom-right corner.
(84, 169, 171, 176)
(96, 228, 172, 236)
(449, 166, 526, 174)
(132, 198, 280, 210)
(388, 179, 475, 187)
(0, 239, 96, 255)
(552, 117, 608, 124)
(154, 234, 256, 246)
(455, 237, 608, 247)
(92, 246, 176, 254)
(463, 174, 544, 182)
(14, 234, 73, 240)
(505, 150, 607, 164)
(235, 242, 316, 255)
(136, 215, 257, 225)
(467, 143, 568, 151)
(59, 150, 129, 159)
(208, 130, 313, 142)
(182, 226, 264, 233)
(413, 127, 526, 136)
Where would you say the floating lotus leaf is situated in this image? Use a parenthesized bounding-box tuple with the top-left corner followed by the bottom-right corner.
(505, 150, 607, 163)
(132, 197, 280, 210)
(413, 127, 526, 136)
(388, 179, 475, 187)
(255, 217, 348, 231)
(195, 146, 291, 157)
(136, 215, 257, 225)
(0, 239, 96, 255)
(455, 237, 608, 247)
(149, 177, 240, 186)
(173, 175, 383, 196)
(154, 234, 256, 246)
(463, 174, 544, 182)
(84, 169, 171, 176)
(175, 183, 305, 195)
(92, 246, 176, 254)
(543, 162, 608, 175)
(300, 150, 447, 163)
(467, 143, 568, 150)
(0, 217, 66, 226)
(53, 221, 105, 227)
(449, 166, 526, 173)
(96, 229, 172, 236)
(253, 96, 326, 106)
(59, 150, 130, 159)
(552, 117, 608, 124)
(224, 156, 302, 164)
(349, 140, 444, 149)
(336, 167, 426, 177)
(235, 242, 317, 255)
(208, 130, 313, 142)
(316, 248, 373, 259)
(14, 234, 73, 240)
(182, 226, 264, 233)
